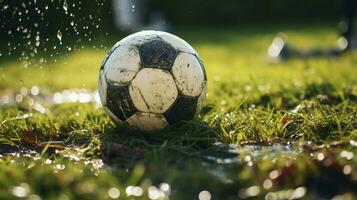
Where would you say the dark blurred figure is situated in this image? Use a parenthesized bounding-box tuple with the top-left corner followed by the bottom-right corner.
(112, 0, 169, 32)
(342, 0, 356, 50)
(268, 0, 356, 62)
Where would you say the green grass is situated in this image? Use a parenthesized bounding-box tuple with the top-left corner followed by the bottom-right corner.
(0, 23, 357, 199)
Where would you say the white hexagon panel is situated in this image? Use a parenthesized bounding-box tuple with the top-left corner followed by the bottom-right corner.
(171, 52, 205, 97)
(103, 45, 141, 86)
(129, 68, 178, 114)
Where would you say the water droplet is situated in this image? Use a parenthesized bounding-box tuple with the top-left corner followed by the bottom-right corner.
(199, 190, 211, 200)
(15, 94, 23, 103)
(159, 183, 170, 195)
(11, 183, 29, 198)
(57, 29, 62, 43)
(263, 179, 273, 189)
(55, 164, 65, 170)
(63, 0, 68, 13)
(148, 186, 165, 200)
(343, 165, 352, 175)
(340, 150, 354, 160)
(126, 186, 143, 197)
(108, 187, 120, 199)
(31, 86, 40, 95)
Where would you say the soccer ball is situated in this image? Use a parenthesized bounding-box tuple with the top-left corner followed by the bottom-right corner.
(98, 30, 207, 131)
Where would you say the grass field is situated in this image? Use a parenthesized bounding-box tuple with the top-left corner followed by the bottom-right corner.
(0, 23, 356, 199)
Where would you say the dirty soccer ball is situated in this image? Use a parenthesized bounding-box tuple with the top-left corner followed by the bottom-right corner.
(98, 31, 207, 131)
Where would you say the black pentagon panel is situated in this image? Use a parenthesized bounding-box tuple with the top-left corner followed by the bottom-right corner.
(106, 85, 136, 121)
(195, 54, 207, 81)
(139, 39, 177, 70)
(164, 95, 198, 125)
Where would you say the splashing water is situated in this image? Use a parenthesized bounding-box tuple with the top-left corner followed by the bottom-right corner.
(1, 1, 110, 64)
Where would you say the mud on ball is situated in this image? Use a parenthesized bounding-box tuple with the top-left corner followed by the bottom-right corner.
(98, 30, 207, 131)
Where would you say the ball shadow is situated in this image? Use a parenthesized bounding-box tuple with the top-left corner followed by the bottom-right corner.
(99, 111, 218, 167)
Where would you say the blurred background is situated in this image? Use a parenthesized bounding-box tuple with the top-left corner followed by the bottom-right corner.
(0, 0, 353, 58)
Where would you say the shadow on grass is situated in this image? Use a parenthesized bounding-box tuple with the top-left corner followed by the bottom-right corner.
(99, 118, 218, 166)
